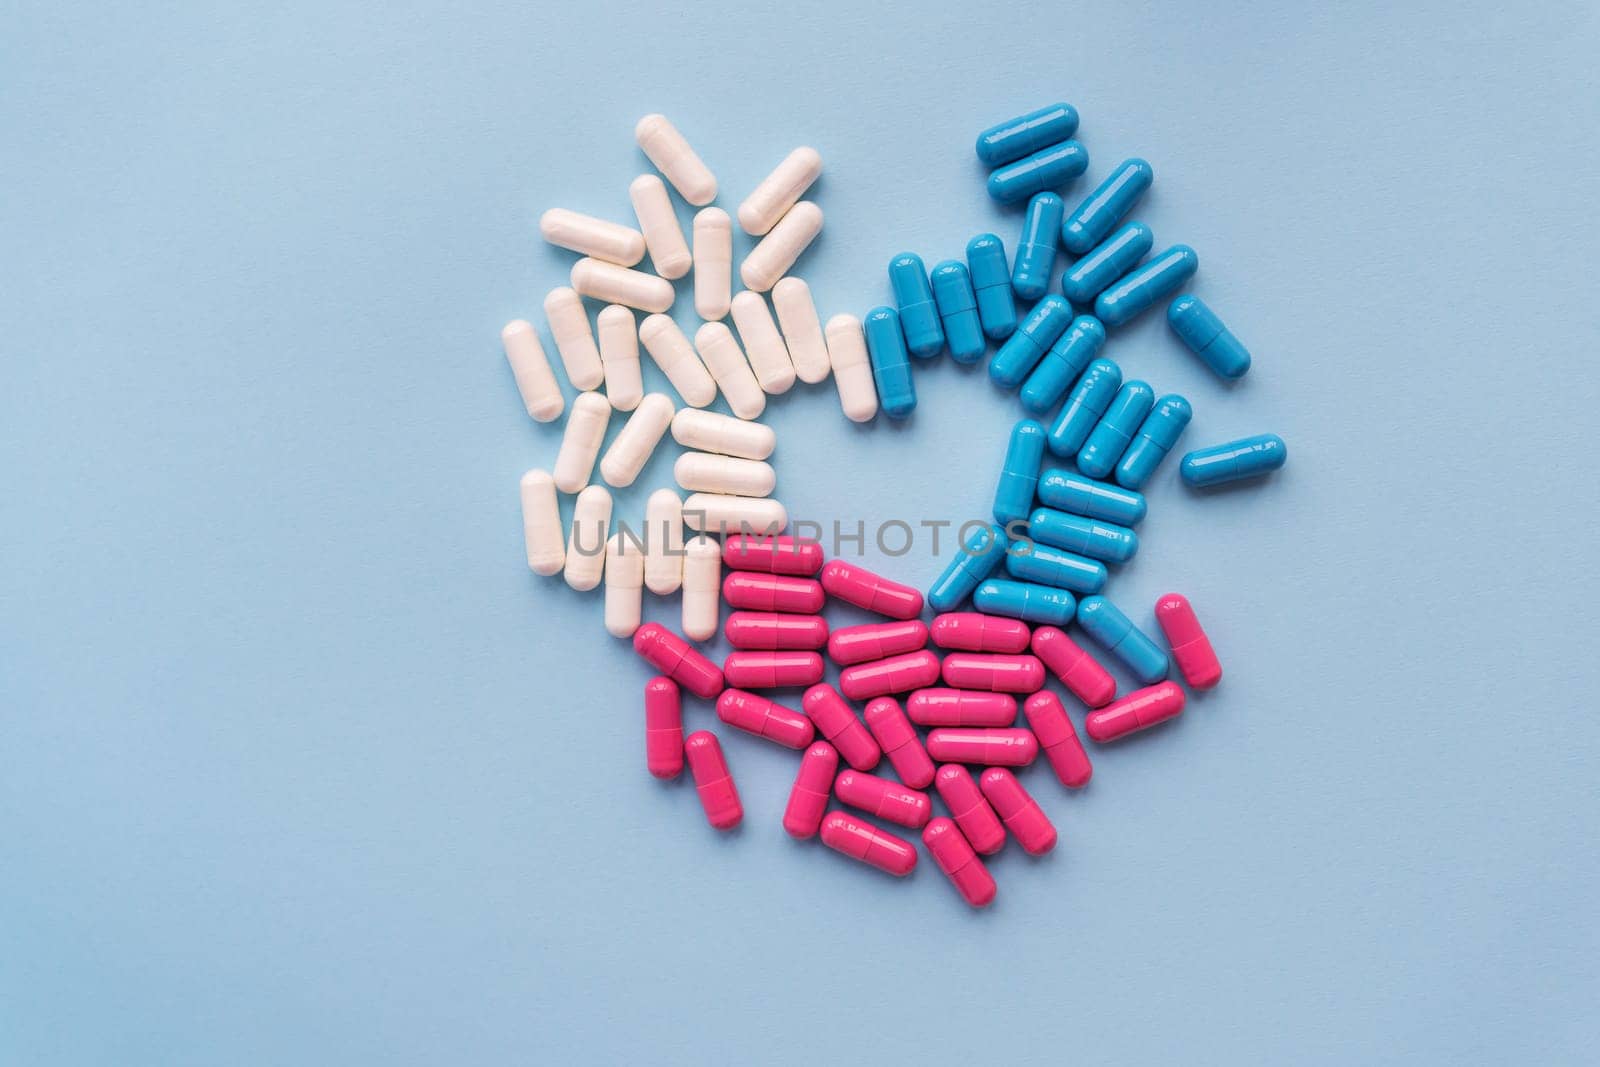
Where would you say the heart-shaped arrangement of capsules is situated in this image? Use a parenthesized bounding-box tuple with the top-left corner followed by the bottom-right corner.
(506, 105, 1287, 907)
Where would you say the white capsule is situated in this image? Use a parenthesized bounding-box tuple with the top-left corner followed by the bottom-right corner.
(538, 208, 646, 266)
(825, 314, 879, 423)
(675, 452, 776, 497)
(604, 531, 646, 638)
(770, 278, 831, 385)
(693, 207, 733, 320)
(570, 258, 674, 314)
(563, 484, 612, 591)
(634, 114, 717, 207)
(692, 322, 766, 420)
(671, 408, 776, 460)
(682, 493, 788, 536)
(681, 534, 722, 641)
(552, 392, 612, 493)
(738, 147, 823, 236)
(596, 304, 643, 411)
(729, 291, 796, 395)
(544, 287, 603, 391)
(740, 201, 823, 292)
(644, 487, 685, 595)
(628, 175, 692, 280)
(638, 314, 718, 408)
(599, 393, 674, 488)
(501, 320, 565, 422)
(519, 468, 565, 576)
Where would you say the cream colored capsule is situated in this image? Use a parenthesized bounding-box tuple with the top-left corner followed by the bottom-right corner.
(570, 258, 674, 314)
(671, 408, 776, 460)
(683, 493, 788, 536)
(770, 279, 831, 385)
(604, 531, 646, 638)
(693, 207, 732, 320)
(675, 452, 776, 497)
(681, 534, 722, 641)
(638, 314, 717, 408)
(825, 313, 879, 423)
(596, 304, 643, 411)
(729, 291, 796, 395)
(628, 175, 692, 280)
(692, 322, 766, 420)
(634, 114, 717, 207)
(538, 208, 646, 266)
(644, 488, 685, 595)
(544, 287, 603, 391)
(740, 201, 823, 292)
(563, 484, 612, 591)
(502, 320, 565, 422)
(519, 468, 565, 576)
(738, 147, 823, 236)
(552, 391, 612, 493)
(599, 393, 674, 488)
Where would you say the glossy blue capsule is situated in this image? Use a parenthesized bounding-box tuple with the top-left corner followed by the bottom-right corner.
(1005, 541, 1107, 594)
(1011, 192, 1064, 301)
(1036, 468, 1147, 526)
(1116, 393, 1192, 490)
(888, 253, 944, 359)
(966, 233, 1018, 341)
(1020, 314, 1105, 414)
(975, 103, 1080, 168)
(986, 141, 1089, 205)
(1077, 380, 1155, 479)
(973, 579, 1076, 626)
(863, 306, 916, 419)
(1167, 295, 1252, 379)
(927, 524, 1009, 613)
(1179, 433, 1287, 488)
(930, 260, 986, 364)
(1046, 358, 1121, 457)
(1028, 508, 1138, 564)
(1062, 159, 1154, 254)
(1076, 596, 1169, 684)
(992, 419, 1047, 525)
(1061, 221, 1153, 305)
(989, 295, 1073, 389)
(1096, 244, 1198, 327)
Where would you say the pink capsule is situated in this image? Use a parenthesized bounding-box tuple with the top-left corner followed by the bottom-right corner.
(723, 650, 825, 689)
(818, 560, 923, 620)
(862, 697, 935, 788)
(925, 727, 1038, 767)
(684, 730, 741, 830)
(783, 741, 838, 838)
(1023, 691, 1092, 788)
(940, 652, 1045, 693)
(933, 765, 1006, 855)
(827, 619, 929, 666)
(979, 768, 1057, 855)
(724, 611, 830, 650)
(834, 769, 932, 829)
(632, 623, 725, 699)
(722, 533, 825, 576)
(1085, 680, 1186, 742)
(715, 688, 815, 749)
(722, 572, 826, 613)
(905, 688, 1018, 727)
(1030, 626, 1117, 707)
(923, 817, 997, 908)
(1154, 593, 1222, 689)
(839, 648, 942, 700)
(819, 812, 918, 876)
(930, 612, 1031, 653)
(644, 676, 684, 779)
(801, 683, 882, 771)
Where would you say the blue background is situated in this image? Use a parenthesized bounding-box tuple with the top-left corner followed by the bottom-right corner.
(4, 2, 1597, 1063)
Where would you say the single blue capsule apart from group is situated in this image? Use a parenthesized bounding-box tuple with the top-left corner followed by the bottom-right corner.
(889, 253, 945, 359)
(989, 295, 1074, 389)
(1011, 192, 1064, 301)
(927, 524, 1009, 613)
(1095, 244, 1199, 327)
(973, 579, 1076, 626)
(1028, 508, 1139, 565)
(1020, 314, 1105, 414)
(863, 306, 917, 419)
(1116, 394, 1193, 490)
(1036, 468, 1147, 526)
(1061, 221, 1154, 306)
(1062, 159, 1154, 254)
(1047, 358, 1122, 457)
(1076, 596, 1170, 684)
(1077, 380, 1155, 479)
(930, 260, 986, 364)
(1005, 541, 1108, 595)
(993, 419, 1047, 525)
(1167, 295, 1252, 379)
(1179, 433, 1288, 488)
(986, 141, 1089, 205)
(975, 103, 1080, 168)
(966, 233, 1018, 341)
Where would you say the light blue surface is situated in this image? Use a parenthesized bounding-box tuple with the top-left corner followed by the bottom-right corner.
(2, 2, 1598, 1064)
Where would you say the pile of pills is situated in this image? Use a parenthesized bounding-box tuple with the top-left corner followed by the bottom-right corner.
(506, 103, 1287, 908)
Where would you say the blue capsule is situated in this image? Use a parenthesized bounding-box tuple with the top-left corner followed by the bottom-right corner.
(1046, 358, 1121, 457)
(1096, 244, 1199, 327)
(1036, 468, 1147, 526)
(1076, 596, 1169, 684)
(1077, 380, 1155, 479)
(986, 141, 1089, 205)
(889, 253, 944, 359)
(975, 103, 1080, 168)
(1061, 221, 1153, 306)
(930, 260, 986, 364)
(863, 306, 916, 419)
(1062, 159, 1154, 254)
(1179, 433, 1287, 488)
(973, 579, 1076, 626)
(1167, 295, 1252, 379)
(966, 233, 1017, 341)
(1005, 541, 1107, 594)
(989, 295, 1073, 389)
(1020, 314, 1105, 414)
(1011, 192, 1064, 301)
(1116, 393, 1192, 490)
(992, 419, 1046, 525)
(928, 523, 1009, 613)
(1028, 508, 1138, 564)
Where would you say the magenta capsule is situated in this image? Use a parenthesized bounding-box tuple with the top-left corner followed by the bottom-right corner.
(724, 611, 830, 650)
(827, 619, 929, 666)
(839, 648, 942, 700)
(632, 622, 725, 699)
(979, 768, 1057, 855)
(905, 688, 1018, 727)
(684, 730, 742, 830)
(723, 650, 825, 689)
(818, 560, 924, 620)
(783, 741, 838, 838)
(863, 697, 935, 788)
(722, 572, 826, 613)
(926, 728, 1038, 766)
(941, 652, 1045, 693)
(933, 765, 1006, 854)
(1085, 680, 1185, 742)
(834, 770, 932, 829)
(1030, 626, 1116, 707)
(723, 533, 825, 576)
(930, 612, 1031, 653)
(819, 812, 918, 876)
(715, 688, 815, 749)
(801, 683, 882, 771)
(1023, 691, 1092, 788)
(1154, 593, 1222, 689)
(923, 818, 997, 908)
(644, 676, 684, 779)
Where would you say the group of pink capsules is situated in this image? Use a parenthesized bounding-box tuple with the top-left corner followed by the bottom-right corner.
(632, 533, 1220, 908)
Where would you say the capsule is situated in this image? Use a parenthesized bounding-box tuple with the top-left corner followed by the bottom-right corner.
(906, 689, 1018, 727)
(539, 208, 647, 266)
(975, 102, 1079, 167)
(992, 419, 1046, 525)
(979, 768, 1056, 855)
(680, 534, 721, 641)
(783, 742, 838, 838)
(1012, 192, 1064, 301)
(643, 488, 684, 595)
(1036, 468, 1147, 526)
(1085, 680, 1185, 742)
(692, 207, 733, 320)
(835, 770, 931, 829)
(683, 730, 741, 830)
(634, 114, 717, 206)
(723, 650, 825, 689)
(692, 322, 765, 420)
(570, 258, 675, 314)
(802, 684, 881, 771)
(1078, 380, 1155, 479)
(715, 689, 815, 749)
(930, 260, 985, 363)
(639, 315, 718, 408)
(1076, 595, 1170, 684)
(825, 313, 879, 423)
(863, 306, 916, 419)
(839, 649, 941, 701)
(925, 728, 1038, 767)
(1020, 314, 1106, 415)
(552, 392, 612, 493)
(628, 174, 691, 280)
(828, 620, 929, 666)
(927, 524, 1009, 614)
(724, 612, 829, 651)
(739, 146, 822, 236)
(930, 613, 1030, 653)
(1023, 691, 1092, 788)
(599, 392, 674, 488)
(722, 572, 825, 613)
(670, 407, 775, 460)
(966, 233, 1017, 340)
(819, 813, 917, 876)
(1154, 593, 1222, 689)
(519, 469, 564, 576)
(1046, 358, 1122, 458)
(1117, 394, 1192, 490)
(889, 253, 944, 359)
(771, 278, 831, 384)
(1179, 433, 1287, 488)
(740, 201, 823, 292)
(502, 320, 564, 423)
(674, 452, 776, 497)
(942, 653, 1045, 693)
(819, 560, 923, 619)
(722, 534, 823, 576)
(730, 291, 796, 396)
(1095, 244, 1198, 327)
(924, 818, 997, 908)
(603, 532, 644, 638)
(1028, 508, 1138, 564)
(934, 765, 1006, 855)
(990, 295, 1074, 389)
(644, 676, 684, 779)
(1030, 626, 1116, 708)
(986, 140, 1089, 204)
(562, 484, 611, 592)
(632, 623, 725, 699)
(1167, 295, 1252, 379)
(682, 494, 786, 537)
(863, 697, 935, 789)
(972, 579, 1076, 626)
(1061, 221, 1154, 306)
(1062, 158, 1154, 254)
(543, 286, 603, 391)
(1005, 542, 1107, 594)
